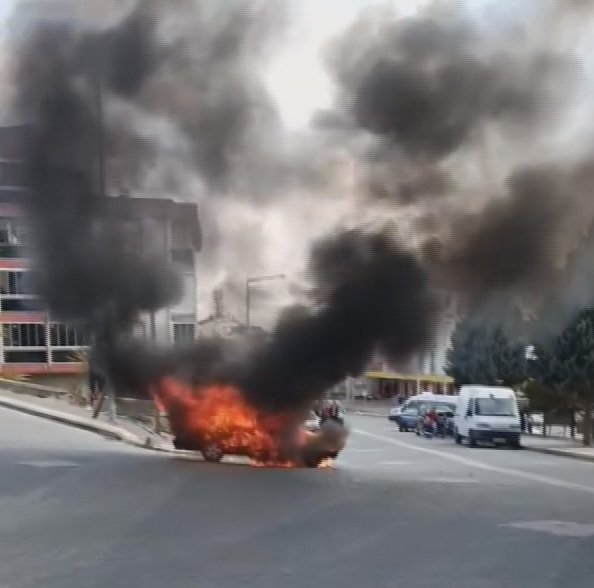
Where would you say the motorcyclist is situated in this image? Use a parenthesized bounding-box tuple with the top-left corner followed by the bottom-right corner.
(425, 408, 438, 438)
(320, 400, 344, 426)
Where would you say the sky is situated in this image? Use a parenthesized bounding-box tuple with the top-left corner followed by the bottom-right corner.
(0, 0, 511, 326)
(0, 0, 434, 126)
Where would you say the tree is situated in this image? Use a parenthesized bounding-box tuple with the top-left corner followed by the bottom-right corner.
(529, 309, 594, 447)
(446, 312, 527, 390)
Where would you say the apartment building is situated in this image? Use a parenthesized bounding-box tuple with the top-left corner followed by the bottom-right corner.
(0, 125, 201, 376)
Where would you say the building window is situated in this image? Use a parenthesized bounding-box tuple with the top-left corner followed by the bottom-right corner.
(171, 248, 194, 269)
(2, 323, 47, 363)
(3, 323, 46, 346)
(0, 161, 27, 188)
(49, 323, 89, 347)
(0, 218, 28, 259)
(171, 219, 192, 249)
(50, 350, 83, 363)
(0, 270, 40, 312)
(173, 323, 195, 345)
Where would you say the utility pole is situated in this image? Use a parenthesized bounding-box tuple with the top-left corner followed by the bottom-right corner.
(93, 58, 116, 424)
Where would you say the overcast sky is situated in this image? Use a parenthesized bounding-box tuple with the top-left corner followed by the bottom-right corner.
(0, 0, 438, 126)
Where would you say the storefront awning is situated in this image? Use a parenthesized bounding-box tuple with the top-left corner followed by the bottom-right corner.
(365, 371, 454, 384)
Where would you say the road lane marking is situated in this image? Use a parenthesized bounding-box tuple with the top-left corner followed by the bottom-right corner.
(501, 521, 594, 537)
(419, 477, 480, 484)
(378, 461, 410, 466)
(18, 460, 81, 468)
(353, 429, 594, 496)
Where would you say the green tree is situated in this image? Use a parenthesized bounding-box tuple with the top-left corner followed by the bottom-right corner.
(529, 309, 594, 446)
(446, 313, 527, 390)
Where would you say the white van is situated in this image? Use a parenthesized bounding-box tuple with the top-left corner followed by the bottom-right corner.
(388, 393, 457, 421)
(454, 386, 521, 448)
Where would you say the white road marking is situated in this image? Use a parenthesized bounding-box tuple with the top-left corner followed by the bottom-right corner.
(502, 521, 594, 537)
(419, 477, 480, 484)
(18, 460, 80, 468)
(378, 461, 411, 466)
(353, 428, 594, 496)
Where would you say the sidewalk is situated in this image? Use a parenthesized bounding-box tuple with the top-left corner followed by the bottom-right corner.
(521, 434, 594, 463)
(345, 400, 392, 417)
(0, 388, 175, 452)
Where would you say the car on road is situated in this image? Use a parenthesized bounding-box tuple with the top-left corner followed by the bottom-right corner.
(396, 407, 419, 431)
(454, 385, 522, 448)
(173, 418, 349, 468)
(388, 404, 403, 422)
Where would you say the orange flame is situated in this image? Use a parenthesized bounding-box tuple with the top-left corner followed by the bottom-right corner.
(155, 376, 305, 466)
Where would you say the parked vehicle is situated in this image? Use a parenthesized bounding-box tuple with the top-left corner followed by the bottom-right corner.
(396, 408, 419, 432)
(454, 386, 522, 448)
(388, 404, 403, 422)
(400, 393, 457, 414)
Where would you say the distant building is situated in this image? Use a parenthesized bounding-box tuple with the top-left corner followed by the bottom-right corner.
(0, 125, 201, 376)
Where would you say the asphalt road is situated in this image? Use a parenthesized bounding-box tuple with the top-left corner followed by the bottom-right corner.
(1, 408, 594, 588)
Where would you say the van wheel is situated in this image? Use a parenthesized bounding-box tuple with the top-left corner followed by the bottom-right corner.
(468, 431, 477, 448)
(455, 432, 463, 445)
(509, 437, 522, 450)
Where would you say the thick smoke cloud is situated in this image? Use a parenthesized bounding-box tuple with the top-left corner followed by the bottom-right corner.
(13, 5, 182, 339)
(105, 229, 438, 413)
(240, 228, 438, 411)
(9, 0, 594, 415)
(325, 1, 594, 333)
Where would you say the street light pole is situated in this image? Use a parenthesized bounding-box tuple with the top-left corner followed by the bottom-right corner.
(245, 274, 285, 329)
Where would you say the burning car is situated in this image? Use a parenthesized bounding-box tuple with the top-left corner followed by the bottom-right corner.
(157, 377, 349, 468)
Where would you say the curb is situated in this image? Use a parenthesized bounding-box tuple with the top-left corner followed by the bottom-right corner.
(0, 396, 150, 448)
(522, 444, 594, 464)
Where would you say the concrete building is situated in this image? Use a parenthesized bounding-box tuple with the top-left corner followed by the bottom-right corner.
(0, 125, 201, 377)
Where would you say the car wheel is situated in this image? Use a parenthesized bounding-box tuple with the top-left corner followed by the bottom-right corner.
(455, 432, 463, 445)
(468, 431, 477, 448)
(303, 453, 324, 468)
(202, 443, 224, 462)
(508, 438, 522, 450)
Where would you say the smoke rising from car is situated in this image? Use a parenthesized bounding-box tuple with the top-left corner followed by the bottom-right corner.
(8, 0, 594, 413)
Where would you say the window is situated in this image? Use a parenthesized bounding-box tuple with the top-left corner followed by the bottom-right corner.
(171, 219, 192, 249)
(475, 397, 516, 417)
(50, 323, 89, 347)
(2, 323, 47, 364)
(0, 218, 28, 258)
(173, 323, 195, 345)
(3, 323, 46, 346)
(51, 350, 82, 363)
(171, 249, 194, 269)
(0, 270, 39, 312)
(0, 161, 27, 188)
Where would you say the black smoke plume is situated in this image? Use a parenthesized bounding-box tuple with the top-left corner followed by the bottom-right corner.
(104, 229, 438, 413)
(10, 0, 594, 419)
(240, 228, 438, 411)
(325, 1, 594, 332)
